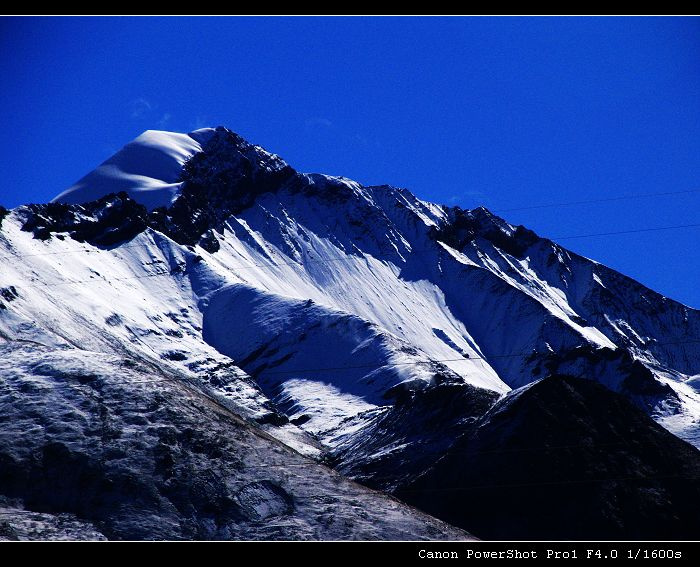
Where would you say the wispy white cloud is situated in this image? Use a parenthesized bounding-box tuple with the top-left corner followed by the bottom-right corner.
(447, 190, 488, 205)
(157, 113, 172, 128)
(130, 98, 153, 119)
(191, 116, 211, 130)
(352, 133, 368, 146)
(304, 117, 333, 130)
(130, 99, 175, 131)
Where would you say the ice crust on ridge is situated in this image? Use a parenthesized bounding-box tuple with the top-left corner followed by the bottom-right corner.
(52, 128, 216, 211)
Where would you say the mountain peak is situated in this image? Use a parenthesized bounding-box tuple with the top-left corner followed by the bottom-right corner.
(51, 128, 209, 211)
(50, 126, 293, 214)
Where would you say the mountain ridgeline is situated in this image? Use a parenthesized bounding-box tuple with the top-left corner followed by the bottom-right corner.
(1, 126, 699, 540)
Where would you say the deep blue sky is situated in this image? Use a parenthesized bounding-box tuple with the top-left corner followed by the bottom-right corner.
(1, 17, 699, 307)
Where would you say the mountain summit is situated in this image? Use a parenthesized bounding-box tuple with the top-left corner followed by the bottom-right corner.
(52, 128, 216, 211)
(2, 126, 700, 539)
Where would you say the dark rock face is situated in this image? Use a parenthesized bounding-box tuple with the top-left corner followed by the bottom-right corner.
(149, 127, 297, 249)
(0, 206, 8, 230)
(432, 206, 539, 259)
(0, 286, 18, 311)
(15, 128, 298, 251)
(395, 376, 700, 540)
(0, 520, 19, 541)
(0, 287, 18, 303)
(19, 193, 149, 246)
(331, 382, 499, 491)
(541, 345, 680, 413)
(0, 442, 171, 540)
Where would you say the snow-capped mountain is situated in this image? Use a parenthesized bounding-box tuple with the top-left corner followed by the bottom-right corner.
(2, 126, 700, 539)
(52, 129, 212, 212)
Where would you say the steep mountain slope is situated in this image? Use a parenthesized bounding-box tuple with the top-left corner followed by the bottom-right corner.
(202, 282, 481, 438)
(2, 125, 700, 539)
(397, 376, 700, 540)
(0, 342, 470, 540)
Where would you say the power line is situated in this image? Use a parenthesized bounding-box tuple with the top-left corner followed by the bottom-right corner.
(33, 270, 174, 288)
(2, 183, 700, 265)
(493, 187, 700, 213)
(239, 440, 642, 463)
(2, 221, 700, 384)
(14, 247, 391, 288)
(554, 222, 700, 241)
(0, 242, 152, 262)
(209, 337, 700, 377)
(5, 218, 700, 289)
(0, 439, 640, 503)
(0, 444, 695, 515)
(17, 338, 700, 386)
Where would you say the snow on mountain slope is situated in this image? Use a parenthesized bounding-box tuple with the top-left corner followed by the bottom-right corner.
(3, 127, 700, 444)
(458, 214, 700, 377)
(52, 129, 215, 211)
(3, 125, 700, 539)
(0, 342, 471, 540)
(202, 283, 473, 439)
(0, 128, 700, 452)
(0, 212, 324, 457)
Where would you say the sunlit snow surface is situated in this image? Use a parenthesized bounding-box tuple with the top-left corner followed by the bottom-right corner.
(52, 128, 216, 211)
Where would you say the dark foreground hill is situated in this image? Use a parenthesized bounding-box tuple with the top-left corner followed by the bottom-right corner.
(397, 376, 700, 540)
